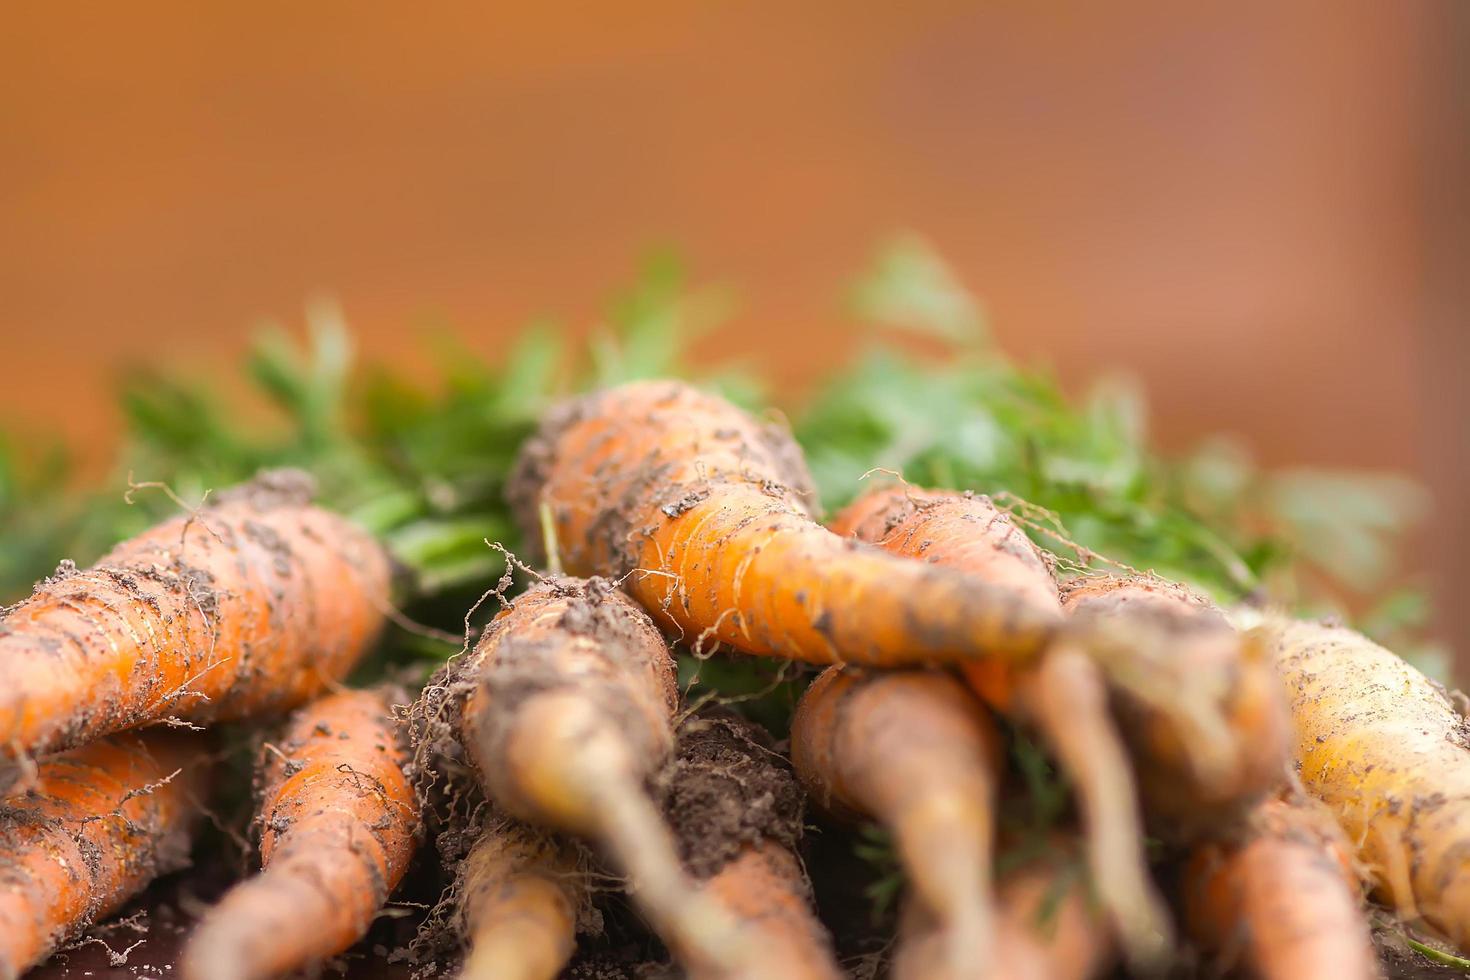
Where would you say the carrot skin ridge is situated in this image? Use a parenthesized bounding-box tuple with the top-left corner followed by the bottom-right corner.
(830, 484, 1171, 965)
(508, 381, 1059, 668)
(1183, 793, 1377, 979)
(0, 472, 391, 792)
(180, 685, 419, 980)
(0, 730, 206, 980)
(792, 665, 1001, 979)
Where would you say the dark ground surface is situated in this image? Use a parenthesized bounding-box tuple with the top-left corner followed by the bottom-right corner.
(20, 798, 1470, 980)
(27, 833, 1470, 980)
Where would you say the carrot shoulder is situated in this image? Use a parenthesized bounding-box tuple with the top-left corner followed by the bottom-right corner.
(508, 381, 1058, 667)
(0, 731, 206, 980)
(1184, 792, 1376, 979)
(181, 686, 419, 980)
(0, 471, 390, 792)
(1260, 616, 1470, 951)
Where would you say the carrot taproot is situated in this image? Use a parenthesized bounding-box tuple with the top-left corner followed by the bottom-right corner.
(1256, 617, 1470, 951)
(454, 818, 588, 980)
(830, 485, 1169, 965)
(894, 843, 1114, 980)
(666, 714, 842, 980)
(0, 470, 391, 794)
(180, 685, 419, 980)
(791, 665, 1001, 978)
(420, 576, 751, 978)
(1063, 575, 1289, 833)
(1183, 790, 1376, 979)
(507, 381, 1059, 667)
(0, 730, 206, 980)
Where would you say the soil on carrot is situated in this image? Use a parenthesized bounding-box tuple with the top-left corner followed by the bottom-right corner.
(504, 383, 819, 576)
(661, 713, 806, 880)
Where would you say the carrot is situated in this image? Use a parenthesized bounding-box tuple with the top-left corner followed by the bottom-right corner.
(791, 665, 1001, 978)
(831, 485, 1169, 965)
(1062, 575, 1290, 832)
(666, 714, 842, 980)
(0, 730, 205, 980)
(454, 818, 588, 980)
(419, 576, 751, 978)
(895, 843, 1114, 980)
(180, 685, 419, 980)
(1256, 616, 1470, 951)
(1183, 791, 1376, 979)
(0, 470, 391, 794)
(507, 381, 1059, 667)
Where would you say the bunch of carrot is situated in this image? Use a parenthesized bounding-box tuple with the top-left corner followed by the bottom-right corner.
(0, 376, 1456, 980)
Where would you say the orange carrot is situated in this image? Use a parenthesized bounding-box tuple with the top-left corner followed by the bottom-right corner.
(791, 666, 1001, 978)
(667, 715, 842, 980)
(1063, 575, 1289, 832)
(508, 381, 1059, 667)
(895, 843, 1114, 980)
(180, 686, 419, 980)
(831, 485, 1169, 964)
(454, 819, 588, 980)
(1256, 616, 1470, 951)
(0, 730, 206, 980)
(1184, 791, 1376, 979)
(423, 576, 751, 978)
(0, 470, 391, 793)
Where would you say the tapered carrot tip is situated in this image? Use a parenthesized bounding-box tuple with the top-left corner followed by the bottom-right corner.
(180, 687, 418, 980)
(0, 469, 391, 793)
(0, 731, 206, 979)
(1063, 575, 1290, 831)
(508, 381, 1058, 668)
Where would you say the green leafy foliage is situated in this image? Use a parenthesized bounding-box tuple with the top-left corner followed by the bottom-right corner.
(0, 236, 1430, 661)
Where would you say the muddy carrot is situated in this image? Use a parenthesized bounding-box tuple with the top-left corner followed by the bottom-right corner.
(792, 666, 1000, 977)
(1256, 616, 1470, 951)
(181, 686, 419, 980)
(0, 470, 391, 793)
(418, 577, 751, 978)
(1184, 791, 1376, 979)
(831, 485, 1169, 964)
(455, 818, 588, 980)
(667, 714, 842, 980)
(507, 381, 1059, 668)
(0, 731, 206, 980)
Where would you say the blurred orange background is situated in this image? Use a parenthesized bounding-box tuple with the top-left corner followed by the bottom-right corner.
(2, 3, 1465, 660)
